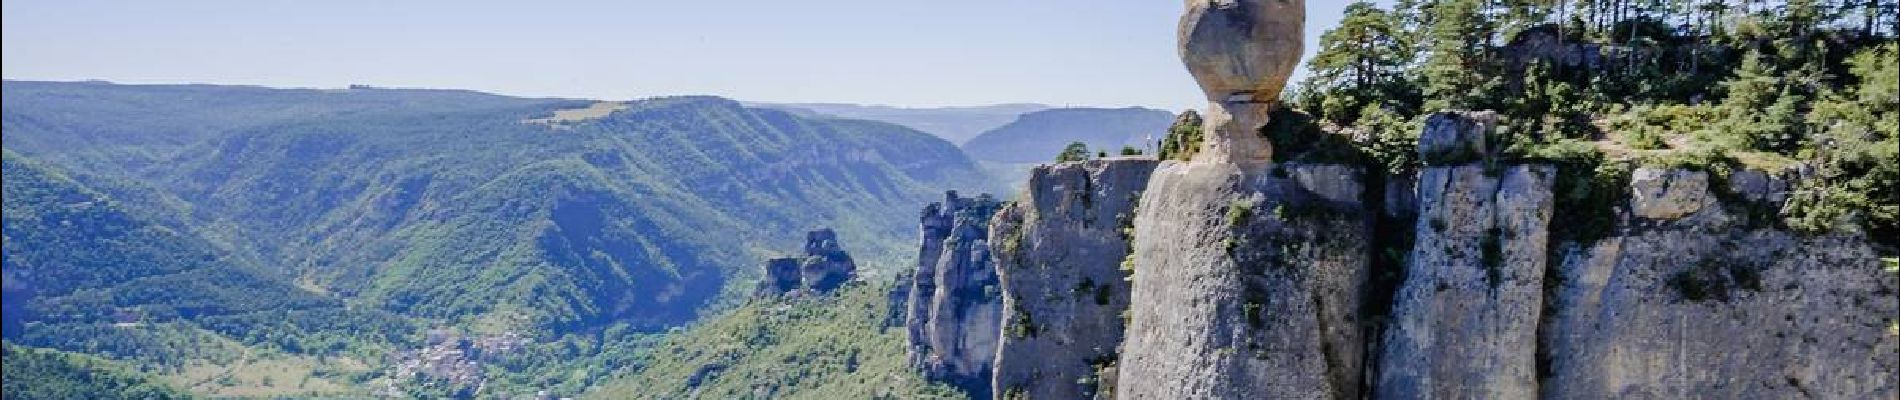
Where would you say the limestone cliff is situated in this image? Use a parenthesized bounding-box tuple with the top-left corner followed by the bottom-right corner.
(1116, 161, 1373, 399)
(990, 158, 1158, 399)
(1542, 168, 1898, 399)
(904, 191, 1006, 398)
(1373, 113, 1558, 399)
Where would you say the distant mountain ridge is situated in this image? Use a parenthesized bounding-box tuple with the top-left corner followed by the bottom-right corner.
(960, 107, 1176, 163)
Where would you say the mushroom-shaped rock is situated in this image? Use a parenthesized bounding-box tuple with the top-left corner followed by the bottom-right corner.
(1180, 0, 1306, 104)
(1178, 0, 1305, 164)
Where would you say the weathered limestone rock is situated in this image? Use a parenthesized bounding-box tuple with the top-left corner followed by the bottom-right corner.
(1118, 162, 1371, 399)
(904, 191, 1005, 398)
(1629, 168, 1713, 220)
(1725, 168, 1790, 204)
(1542, 169, 1899, 399)
(991, 159, 1158, 399)
(799, 228, 856, 292)
(1178, 0, 1305, 164)
(1179, 0, 1305, 104)
(754, 228, 858, 297)
(1374, 163, 1556, 399)
(1417, 111, 1497, 164)
(755, 258, 802, 297)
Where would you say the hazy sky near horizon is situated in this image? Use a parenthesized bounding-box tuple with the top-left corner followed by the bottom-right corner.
(3, 0, 1375, 110)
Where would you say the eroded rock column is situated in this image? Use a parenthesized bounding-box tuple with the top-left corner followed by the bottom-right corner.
(904, 191, 1005, 398)
(1374, 112, 1556, 399)
(991, 158, 1158, 399)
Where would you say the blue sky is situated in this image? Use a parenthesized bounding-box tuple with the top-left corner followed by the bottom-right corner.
(2, 0, 1376, 110)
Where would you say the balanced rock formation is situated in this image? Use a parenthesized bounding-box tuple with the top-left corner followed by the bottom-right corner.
(1541, 168, 1898, 399)
(754, 228, 858, 297)
(990, 158, 1158, 399)
(904, 191, 1006, 398)
(1120, 1, 1354, 399)
(1177, 0, 1304, 164)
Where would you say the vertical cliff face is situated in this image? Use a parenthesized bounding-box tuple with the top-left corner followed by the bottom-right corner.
(1117, 161, 1373, 399)
(1374, 112, 1557, 399)
(904, 191, 1005, 398)
(989, 158, 1158, 399)
(1542, 168, 1899, 399)
(1374, 164, 1556, 399)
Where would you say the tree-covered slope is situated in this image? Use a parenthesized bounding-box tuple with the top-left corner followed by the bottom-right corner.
(583, 282, 965, 399)
(1, 341, 191, 400)
(1, 150, 337, 329)
(3, 82, 997, 334)
(959, 107, 1175, 163)
(3, 151, 414, 398)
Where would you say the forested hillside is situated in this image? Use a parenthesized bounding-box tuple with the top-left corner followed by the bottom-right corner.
(1, 342, 190, 400)
(1, 82, 996, 397)
(1283, 0, 1895, 247)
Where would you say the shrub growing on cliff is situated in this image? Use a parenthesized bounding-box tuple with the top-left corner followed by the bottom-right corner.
(1055, 142, 1091, 163)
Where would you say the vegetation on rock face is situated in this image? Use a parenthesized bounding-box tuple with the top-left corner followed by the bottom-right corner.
(1156, 110, 1206, 162)
(1290, 0, 1898, 251)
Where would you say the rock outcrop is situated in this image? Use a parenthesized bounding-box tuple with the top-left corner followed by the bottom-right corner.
(1117, 161, 1373, 399)
(799, 229, 856, 292)
(754, 228, 858, 297)
(1373, 112, 1559, 399)
(1541, 168, 1899, 399)
(904, 191, 1006, 398)
(990, 159, 1158, 399)
(1374, 165, 1556, 399)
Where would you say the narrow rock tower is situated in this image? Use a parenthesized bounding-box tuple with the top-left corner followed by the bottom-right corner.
(1122, 1, 1374, 399)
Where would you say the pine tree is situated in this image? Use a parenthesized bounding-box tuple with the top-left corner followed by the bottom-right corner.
(1419, 0, 1504, 111)
(1305, 2, 1416, 123)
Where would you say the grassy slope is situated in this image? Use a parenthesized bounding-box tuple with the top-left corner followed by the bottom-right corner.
(584, 282, 966, 399)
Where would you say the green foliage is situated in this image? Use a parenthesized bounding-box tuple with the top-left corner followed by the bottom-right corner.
(1784, 43, 1900, 244)
(1, 341, 191, 400)
(1119, 145, 1144, 156)
(1264, 108, 1366, 165)
(1290, 1, 1898, 248)
(1055, 142, 1092, 163)
(1519, 140, 1632, 244)
(582, 283, 965, 399)
(1302, 1, 1420, 124)
(1226, 200, 1255, 227)
(1157, 111, 1206, 161)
